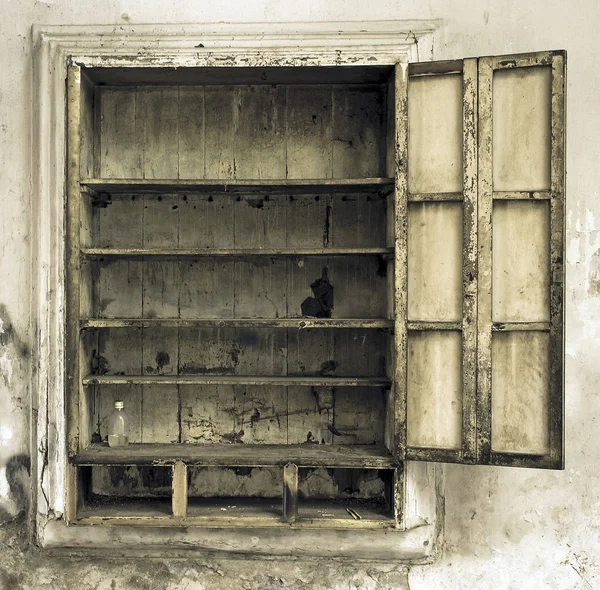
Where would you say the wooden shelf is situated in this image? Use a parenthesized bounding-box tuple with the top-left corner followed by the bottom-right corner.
(76, 496, 394, 529)
(81, 178, 395, 195)
(184, 497, 392, 529)
(81, 318, 394, 330)
(77, 497, 172, 521)
(82, 247, 394, 259)
(83, 374, 391, 387)
(74, 443, 397, 468)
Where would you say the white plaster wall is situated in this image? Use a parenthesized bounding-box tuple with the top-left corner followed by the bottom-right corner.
(0, 0, 598, 588)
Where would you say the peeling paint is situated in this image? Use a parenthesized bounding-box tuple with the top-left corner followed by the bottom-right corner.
(0, 353, 13, 388)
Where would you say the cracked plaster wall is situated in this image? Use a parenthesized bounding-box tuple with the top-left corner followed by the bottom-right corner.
(0, 0, 598, 588)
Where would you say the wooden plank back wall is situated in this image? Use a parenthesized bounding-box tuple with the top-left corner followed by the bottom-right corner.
(98, 84, 387, 180)
(91, 326, 388, 445)
(85, 83, 391, 449)
(92, 383, 387, 446)
(88, 192, 389, 320)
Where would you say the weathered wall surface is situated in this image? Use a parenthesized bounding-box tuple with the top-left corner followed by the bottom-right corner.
(0, 0, 598, 588)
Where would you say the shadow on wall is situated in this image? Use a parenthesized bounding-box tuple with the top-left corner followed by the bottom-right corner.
(0, 454, 30, 523)
(0, 304, 31, 523)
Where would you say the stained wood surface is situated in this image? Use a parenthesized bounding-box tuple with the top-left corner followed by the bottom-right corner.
(408, 202, 463, 322)
(408, 73, 463, 194)
(76, 494, 395, 528)
(407, 331, 463, 450)
(172, 461, 188, 518)
(97, 84, 387, 182)
(77, 497, 173, 519)
(84, 375, 391, 387)
(492, 201, 551, 322)
(95, 258, 388, 320)
(82, 248, 393, 258)
(82, 318, 394, 329)
(77, 79, 395, 493)
(492, 66, 552, 191)
(89, 193, 389, 249)
(86, 66, 394, 87)
(74, 443, 397, 468)
(478, 51, 564, 468)
(491, 331, 550, 455)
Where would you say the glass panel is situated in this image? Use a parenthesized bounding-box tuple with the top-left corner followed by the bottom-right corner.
(493, 67, 551, 191)
(407, 331, 462, 449)
(492, 332, 550, 455)
(408, 74, 463, 194)
(493, 201, 550, 322)
(408, 202, 463, 321)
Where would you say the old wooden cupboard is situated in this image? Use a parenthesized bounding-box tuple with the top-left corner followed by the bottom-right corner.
(65, 52, 565, 528)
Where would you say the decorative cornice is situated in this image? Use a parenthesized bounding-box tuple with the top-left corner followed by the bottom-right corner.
(34, 20, 438, 67)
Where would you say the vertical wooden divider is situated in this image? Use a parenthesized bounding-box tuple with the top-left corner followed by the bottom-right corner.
(476, 57, 494, 465)
(393, 62, 409, 528)
(461, 58, 479, 463)
(66, 64, 82, 523)
(172, 461, 188, 519)
(549, 52, 566, 469)
(282, 463, 299, 523)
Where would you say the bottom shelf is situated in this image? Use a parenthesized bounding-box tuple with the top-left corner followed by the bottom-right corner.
(78, 496, 172, 520)
(74, 464, 398, 529)
(76, 498, 394, 529)
(185, 497, 390, 521)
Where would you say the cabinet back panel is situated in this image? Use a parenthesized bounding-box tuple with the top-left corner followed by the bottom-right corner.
(92, 384, 386, 446)
(95, 328, 388, 378)
(98, 85, 387, 180)
(90, 193, 388, 250)
(95, 256, 388, 319)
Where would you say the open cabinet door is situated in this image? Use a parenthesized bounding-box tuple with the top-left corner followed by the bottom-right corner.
(477, 52, 565, 468)
(396, 51, 565, 468)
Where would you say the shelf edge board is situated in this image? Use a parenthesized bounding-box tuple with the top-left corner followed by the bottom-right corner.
(82, 375, 392, 387)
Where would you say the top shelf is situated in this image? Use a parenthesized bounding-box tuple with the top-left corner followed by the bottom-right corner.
(81, 178, 395, 196)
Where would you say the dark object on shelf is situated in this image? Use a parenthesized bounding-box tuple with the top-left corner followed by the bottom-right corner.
(301, 268, 334, 318)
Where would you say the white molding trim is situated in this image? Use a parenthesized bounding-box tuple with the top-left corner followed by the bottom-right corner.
(32, 20, 439, 559)
(34, 21, 437, 66)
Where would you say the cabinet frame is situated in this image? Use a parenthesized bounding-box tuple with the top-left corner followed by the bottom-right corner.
(66, 63, 403, 528)
(34, 23, 440, 558)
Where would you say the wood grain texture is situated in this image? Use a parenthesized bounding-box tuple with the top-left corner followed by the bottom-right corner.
(492, 66, 552, 192)
(99, 88, 142, 178)
(407, 331, 463, 450)
(139, 87, 179, 179)
(84, 375, 391, 387)
(178, 87, 205, 179)
(82, 178, 393, 194)
(286, 86, 333, 179)
(180, 385, 236, 444)
(479, 51, 565, 468)
(81, 79, 395, 490)
(66, 65, 82, 460)
(408, 202, 463, 322)
(408, 73, 463, 194)
(83, 318, 394, 329)
(235, 86, 287, 179)
(172, 461, 188, 518)
(492, 201, 550, 322)
(491, 331, 550, 455)
(333, 86, 386, 178)
(74, 443, 397, 468)
(98, 84, 387, 183)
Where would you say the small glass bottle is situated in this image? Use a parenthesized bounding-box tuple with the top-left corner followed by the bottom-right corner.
(107, 400, 129, 447)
